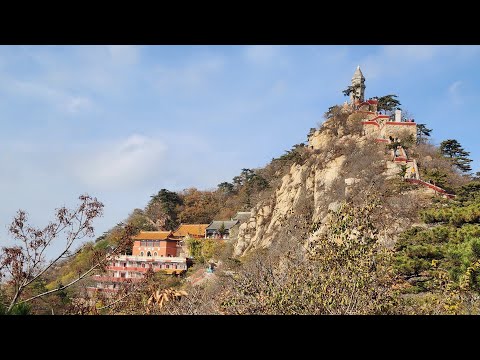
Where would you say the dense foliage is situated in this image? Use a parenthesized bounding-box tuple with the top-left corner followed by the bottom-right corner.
(395, 181, 480, 313)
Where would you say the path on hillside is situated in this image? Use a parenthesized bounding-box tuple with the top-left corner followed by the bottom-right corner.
(187, 267, 216, 286)
(358, 110, 455, 199)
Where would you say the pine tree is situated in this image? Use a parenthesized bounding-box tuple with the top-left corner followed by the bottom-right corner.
(374, 94, 401, 115)
(416, 124, 432, 144)
(440, 139, 473, 173)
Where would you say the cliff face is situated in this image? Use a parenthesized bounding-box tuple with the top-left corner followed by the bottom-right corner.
(233, 113, 423, 257)
(234, 153, 345, 256)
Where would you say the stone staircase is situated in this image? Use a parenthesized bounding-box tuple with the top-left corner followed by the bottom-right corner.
(390, 144, 454, 198)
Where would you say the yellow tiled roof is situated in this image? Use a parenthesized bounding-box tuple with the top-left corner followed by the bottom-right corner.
(132, 231, 173, 240)
(173, 224, 208, 237)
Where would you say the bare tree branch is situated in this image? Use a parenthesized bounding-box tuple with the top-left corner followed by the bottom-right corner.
(0, 194, 128, 313)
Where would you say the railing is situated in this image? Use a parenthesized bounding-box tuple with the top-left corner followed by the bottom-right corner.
(385, 121, 416, 126)
(406, 178, 455, 198)
(112, 255, 187, 262)
(105, 266, 149, 272)
(92, 276, 142, 283)
(362, 120, 380, 127)
(106, 265, 186, 272)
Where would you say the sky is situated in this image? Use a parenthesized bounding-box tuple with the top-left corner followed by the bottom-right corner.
(1, 45, 479, 257)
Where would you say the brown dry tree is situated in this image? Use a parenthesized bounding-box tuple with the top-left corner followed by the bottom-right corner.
(0, 194, 134, 313)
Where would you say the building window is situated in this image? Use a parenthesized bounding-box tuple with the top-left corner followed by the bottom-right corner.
(140, 251, 144, 257)
(142, 263, 145, 268)
(147, 251, 152, 257)
(166, 265, 169, 269)
(154, 252, 157, 256)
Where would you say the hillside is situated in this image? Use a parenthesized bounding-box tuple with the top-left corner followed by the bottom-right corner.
(2, 68, 478, 315)
(38, 102, 474, 315)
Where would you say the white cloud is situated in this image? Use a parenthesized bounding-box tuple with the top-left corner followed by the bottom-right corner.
(449, 80, 463, 105)
(73, 134, 167, 190)
(359, 45, 448, 80)
(106, 45, 140, 66)
(0, 46, 143, 109)
(0, 75, 93, 116)
(244, 45, 280, 65)
(154, 56, 225, 93)
(383, 45, 440, 61)
(65, 96, 92, 113)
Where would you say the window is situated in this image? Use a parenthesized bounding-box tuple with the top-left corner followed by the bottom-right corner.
(154, 252, 157, 256)
(142, 263, 145, 268)
(140, 251, 144, 257)
(147, 251, 152, 257)
(166, 265, 169, 269)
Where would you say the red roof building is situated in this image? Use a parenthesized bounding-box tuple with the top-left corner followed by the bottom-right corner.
(88, 231, 189, 295)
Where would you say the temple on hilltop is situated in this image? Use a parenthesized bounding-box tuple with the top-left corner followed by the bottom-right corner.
(350, 65, 366, 104)
(308, 66, 455, 199)
(346, 65, 418, 143)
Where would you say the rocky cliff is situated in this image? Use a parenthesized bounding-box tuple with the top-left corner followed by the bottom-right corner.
(233, 113, 425, 257)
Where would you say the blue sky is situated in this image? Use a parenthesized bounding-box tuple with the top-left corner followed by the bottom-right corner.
(1, 45, 479, 255)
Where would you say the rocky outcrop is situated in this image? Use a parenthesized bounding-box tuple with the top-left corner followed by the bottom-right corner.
(233, 112, 423, 257)
(233, 145, 346, 256)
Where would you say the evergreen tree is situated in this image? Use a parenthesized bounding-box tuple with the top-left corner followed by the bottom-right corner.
(374, 94, 401, 115)
(218, 222, 226, 237)
(217, 182, 234, 194)
(416, 123, 432, 144)
(440, 139, 472, 173)
(146, 189, 183, 230)
(342, 86, 355, 97)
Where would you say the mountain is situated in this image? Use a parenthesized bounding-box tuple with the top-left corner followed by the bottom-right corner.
(4, 69, 478, 315)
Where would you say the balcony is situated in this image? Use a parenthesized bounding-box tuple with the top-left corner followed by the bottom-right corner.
(106, 266, 150, 272)
(92, 275, 142, 283)
(111, 255, 187, 263)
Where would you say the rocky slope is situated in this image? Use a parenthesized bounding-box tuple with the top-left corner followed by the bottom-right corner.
(233, 114, 425, 257)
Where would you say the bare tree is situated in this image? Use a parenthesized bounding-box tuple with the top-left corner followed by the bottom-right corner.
(0, 194, 134, 313)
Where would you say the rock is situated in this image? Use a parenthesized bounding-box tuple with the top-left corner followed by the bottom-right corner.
(328, 201, 341, 212)
(345, 177, 360, 186)
(232, 111, 423, 258)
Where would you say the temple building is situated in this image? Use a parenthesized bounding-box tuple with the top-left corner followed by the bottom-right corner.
(344, 66, 417, 143)
(88, 231, 189, 295)
(172, 223, 209, 256)
(205, 220, 239, 239)
(173, 224, 209, 239)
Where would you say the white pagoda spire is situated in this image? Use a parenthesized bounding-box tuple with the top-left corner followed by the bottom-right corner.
(350, 65, 366, 103)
